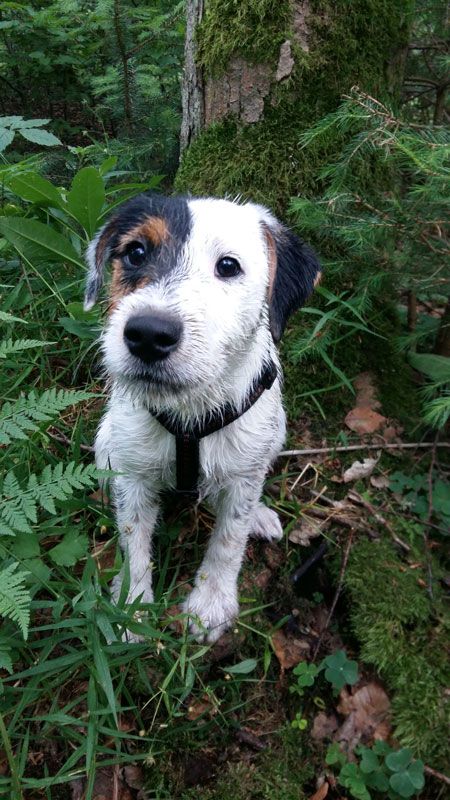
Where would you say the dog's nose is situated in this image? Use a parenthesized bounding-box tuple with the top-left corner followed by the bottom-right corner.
(124, 314, 182, 363)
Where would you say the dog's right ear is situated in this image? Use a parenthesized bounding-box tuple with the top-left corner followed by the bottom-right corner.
(84, 221, 116, 311)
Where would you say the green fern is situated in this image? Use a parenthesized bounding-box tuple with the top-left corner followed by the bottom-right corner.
(0, 338, 49, 359)
(0, 388, 95, 445)
(0, 562, 30, 639)
(0, 462, 101, 536)
(0, 310, 27, 324)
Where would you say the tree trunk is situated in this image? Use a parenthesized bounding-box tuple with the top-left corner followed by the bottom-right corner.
(434, 299, 450, 357)
(180, 0, 205, 153)
(176, 0, 412, 214)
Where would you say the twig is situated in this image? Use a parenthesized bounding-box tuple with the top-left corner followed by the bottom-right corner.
(48, 429, 95, 453)
(312, 529, 354, 661)
(347, 489, 411, 553)
(279, 442, 450, 457)
(424, 765, 450, 787)
(424, 437, 438, 599)
(291, 540, 329, 585)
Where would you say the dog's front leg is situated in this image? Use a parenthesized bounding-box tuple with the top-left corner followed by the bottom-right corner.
(111, 475, 159, 609)
(183, 477, 264, 643)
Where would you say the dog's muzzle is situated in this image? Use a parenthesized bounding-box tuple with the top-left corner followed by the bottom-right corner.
(124, 313, 182, 364)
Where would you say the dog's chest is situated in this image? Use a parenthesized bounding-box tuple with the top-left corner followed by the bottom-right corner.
(100, 389, 285, 493)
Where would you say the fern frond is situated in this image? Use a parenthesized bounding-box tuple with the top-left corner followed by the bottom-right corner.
(0, 462, 100, 536)
(0, 389, 95, 445)
(0, 338, 49, 359)
(0, 562, 30, 639)
(0, 310, 27, 324)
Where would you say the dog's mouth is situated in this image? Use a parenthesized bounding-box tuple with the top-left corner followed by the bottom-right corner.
(117, 359, 196, 394)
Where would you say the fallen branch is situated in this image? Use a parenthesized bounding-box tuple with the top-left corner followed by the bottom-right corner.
(280, 442, 450, 457)
(424, 765, 450, 787)
(312, 529, 355, 661)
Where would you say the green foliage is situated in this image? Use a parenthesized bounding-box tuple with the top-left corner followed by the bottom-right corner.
(0, 116, 61, 153)
(0, 562, 31, 639)
(326, 742, 425, 800)
(343, 537, 450, 768)
(0, 1, 184, 175)
(389, 470, 450, 532)
(289, 88, 449, 426)
(322, 649, 359, 690)
(408, 352, 450, 429)
(0, 388, 94, 445)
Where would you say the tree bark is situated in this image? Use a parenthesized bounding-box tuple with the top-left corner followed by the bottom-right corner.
(180, 0, 205, 153)
(176, 0, 413, 213)
(434, 299, 450, 357)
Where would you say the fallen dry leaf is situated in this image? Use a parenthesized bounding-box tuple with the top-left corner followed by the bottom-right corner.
(272, 629, 310, 670)
(289, 516, 329, 546)
(71, 767, 134, 800)
(311, 711, 339, 741)
(187, 693, 217, 721)
(343, 454, 380, 483)
(353, 372, 381, 410)
(309, 781, 329, 800)
(370, 474, 390, 489)
(335, 681, 391, 754)
(345, 407, 386, 435)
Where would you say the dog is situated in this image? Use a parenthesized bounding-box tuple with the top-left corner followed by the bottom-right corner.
(85, 193, 320, 642)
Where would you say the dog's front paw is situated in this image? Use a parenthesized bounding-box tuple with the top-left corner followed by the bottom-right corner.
(183, 581, 239, 643)
(250, 504, 283, 542)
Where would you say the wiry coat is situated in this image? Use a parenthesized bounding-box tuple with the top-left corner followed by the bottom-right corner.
(85, 194, 320, 642)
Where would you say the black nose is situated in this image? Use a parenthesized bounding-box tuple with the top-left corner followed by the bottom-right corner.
(124, 314, 182, 363)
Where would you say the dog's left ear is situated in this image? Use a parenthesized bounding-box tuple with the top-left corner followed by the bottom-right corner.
(84, 220, 116, 311)
(256, 206, 321, 343)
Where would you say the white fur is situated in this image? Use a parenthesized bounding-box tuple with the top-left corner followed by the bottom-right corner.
(95, 198, 286, 642)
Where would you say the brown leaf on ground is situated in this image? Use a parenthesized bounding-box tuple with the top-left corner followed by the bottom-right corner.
(353, 372, 382, 410)
(345, 407, 386, 435)
(309, 781, 329, 800)
(343, 454, 380, 483)
(289, 516, 330, 546)
(187, 693, 217, 721)
(263, 543, 285, 569)
(71, 767, 134, 800)
(272, 629, 310, 670)
(335, 681, 391, 754)
(370, 474, 390, 489)
(311, 711, 339, 741)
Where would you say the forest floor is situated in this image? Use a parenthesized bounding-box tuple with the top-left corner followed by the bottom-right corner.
(3, 303, 449, 800)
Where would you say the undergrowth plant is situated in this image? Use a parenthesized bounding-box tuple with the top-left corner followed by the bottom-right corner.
(326, 741, 425, 800)
(289, 88, 450, 425)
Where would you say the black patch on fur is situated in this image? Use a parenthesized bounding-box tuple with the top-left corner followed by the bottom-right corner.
(86, 193, 192, 305)
(270, 229, 320, 342)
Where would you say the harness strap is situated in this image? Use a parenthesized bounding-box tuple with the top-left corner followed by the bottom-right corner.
(150, 361, 278, 499)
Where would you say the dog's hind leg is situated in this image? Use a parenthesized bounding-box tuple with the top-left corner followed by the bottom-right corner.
(250, 503, 283, 542)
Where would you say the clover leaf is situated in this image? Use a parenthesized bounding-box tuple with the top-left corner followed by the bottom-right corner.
(322, 649, 359, 690)
(386, 748, 425, 798)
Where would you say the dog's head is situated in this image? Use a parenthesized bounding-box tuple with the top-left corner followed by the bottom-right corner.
(85, 194, 320, 399)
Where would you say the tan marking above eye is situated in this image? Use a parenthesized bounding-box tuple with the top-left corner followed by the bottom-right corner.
(118, 216, 169, 251)
(108, 258, 152, 312)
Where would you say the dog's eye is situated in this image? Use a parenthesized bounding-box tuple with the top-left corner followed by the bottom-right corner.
(124, 241, 147, 267)
(215, 257, 241, 279)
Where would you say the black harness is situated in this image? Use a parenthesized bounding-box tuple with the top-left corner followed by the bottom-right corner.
(149, 361, 278, 500)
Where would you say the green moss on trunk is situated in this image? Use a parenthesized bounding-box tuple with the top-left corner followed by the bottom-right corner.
(176, 0, 413, 214)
